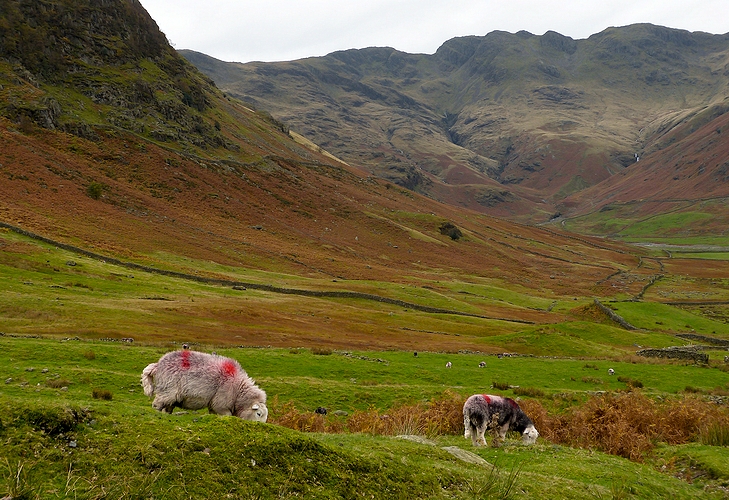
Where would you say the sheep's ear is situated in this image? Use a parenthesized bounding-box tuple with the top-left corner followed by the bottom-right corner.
(252, 404, 260, 410)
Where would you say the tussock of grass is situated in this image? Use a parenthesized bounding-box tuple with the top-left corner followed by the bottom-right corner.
(513, 386, 545, 398)
(617, 376, 644, 388)
(492, 380, 511, 391)
(91, 388, 113, 400)
(45, 378, 71, 389)
(581, 376, 604, 384)
(699, 423, 729, 446)
(13, 405, 91, 437)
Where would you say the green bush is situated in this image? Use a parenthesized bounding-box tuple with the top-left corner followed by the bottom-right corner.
(92, 388, 113, 401)
(86, 182, 104, 200)
(492, 380, 510, 391)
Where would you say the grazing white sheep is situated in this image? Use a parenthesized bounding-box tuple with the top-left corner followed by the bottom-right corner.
(608, 368, 615, 375)
(463, 394, 538, 447)
(445, 361, 452, 368)
(141, 350, 267, 421)
(478, 361, 486, 368)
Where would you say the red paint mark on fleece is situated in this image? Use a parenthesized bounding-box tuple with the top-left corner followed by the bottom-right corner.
(222, 360, 238, 377)
(181, 350, 191, 369)
(506, 398, 519, 409)
(482, 394, 491, 404)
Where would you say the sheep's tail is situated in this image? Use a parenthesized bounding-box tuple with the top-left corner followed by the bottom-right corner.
(141, 363, 157, 397)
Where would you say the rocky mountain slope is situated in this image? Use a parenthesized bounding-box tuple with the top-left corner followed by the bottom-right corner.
(0, 0, 646, 305)
(181, 25, 729, 223)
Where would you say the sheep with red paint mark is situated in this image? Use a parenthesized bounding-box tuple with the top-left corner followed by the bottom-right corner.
(141, 350, 268, 421)
(463, 394, 538, 447)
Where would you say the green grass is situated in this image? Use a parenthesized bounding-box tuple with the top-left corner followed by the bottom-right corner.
(563, 203, 729, 261)
(3, 226, 729, 497)
(607, 301, 729, 336)
(617, 212, 715, 238)
(2, 336, 728, 499)
(3, 338, 728, 414)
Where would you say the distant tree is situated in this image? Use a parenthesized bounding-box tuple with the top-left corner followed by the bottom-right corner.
(439, 222, 463, 241)
(86, 182, 104, 200)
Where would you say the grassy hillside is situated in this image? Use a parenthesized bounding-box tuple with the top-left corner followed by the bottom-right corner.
(558, 107, 729, 241)
(2, 336, 728, 499)
(4, 223, 729, 355)
(3, 3, 729, 498)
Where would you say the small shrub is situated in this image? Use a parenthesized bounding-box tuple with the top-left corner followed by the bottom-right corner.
(86, 182, 104, 200)
(45, 379, 71, 389)
(710, 386, 729, 397)
(439, 222, 463, 241)
(617, 376, 644, 389)
(581, 377, 603, 385)
(683, 386, 702, 394)
(92, 388, 113, 401)
(513, 387, 545, 398)
(18, 114, 35, 134)
(699, 423, 729, 446)
(83, 350, 96, 360)
(311, 347, 332, 356)
(344, 391, 465, 437)
(492, 381, 511, 391)
(583, 363, 599, 370)
(270, 400, 343, 433)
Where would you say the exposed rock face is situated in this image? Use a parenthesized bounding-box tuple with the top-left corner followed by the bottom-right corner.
(0, 0, 170, 76)
(0, 0, 226, 148)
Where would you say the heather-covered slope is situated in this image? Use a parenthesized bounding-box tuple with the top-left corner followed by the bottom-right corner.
(182, 24, 729, 223)
(560, 102, 729, 239)
(4, 0, 729, 354)
(0, 0, 644, 300)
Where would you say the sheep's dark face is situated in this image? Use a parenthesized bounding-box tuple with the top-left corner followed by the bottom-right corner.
(237, 402, 268, 422)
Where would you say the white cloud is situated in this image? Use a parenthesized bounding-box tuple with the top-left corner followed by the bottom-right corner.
(140, 0, 729, 63)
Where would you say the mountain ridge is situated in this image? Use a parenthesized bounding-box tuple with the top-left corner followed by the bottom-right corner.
(181, 24, 729, 224)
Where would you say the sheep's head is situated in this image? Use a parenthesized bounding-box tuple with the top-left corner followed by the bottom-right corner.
(522, 425, 538, 445)
(237, 402, 268, 422)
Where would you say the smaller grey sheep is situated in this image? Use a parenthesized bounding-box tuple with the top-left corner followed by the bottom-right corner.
(463, 394, 538, 446)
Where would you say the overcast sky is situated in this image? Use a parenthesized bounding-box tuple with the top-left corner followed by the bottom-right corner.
(140, 0, 729, 63)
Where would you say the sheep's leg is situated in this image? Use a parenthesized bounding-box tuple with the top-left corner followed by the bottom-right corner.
(152, 394, 177, 414)
(498, 423, 509, 440)
(492, 423, 509, 447)
(463, 415, 472, 439)
(473, 425, 487, 446)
